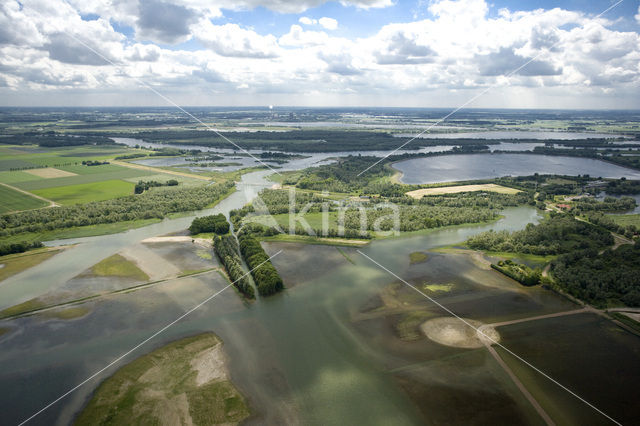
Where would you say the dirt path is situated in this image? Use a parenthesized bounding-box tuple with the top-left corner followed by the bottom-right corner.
(0, 182, 58, 209)
(111, 160, 212, 181)
(488, 307, 589, 328)
(484, 343, 555, 425)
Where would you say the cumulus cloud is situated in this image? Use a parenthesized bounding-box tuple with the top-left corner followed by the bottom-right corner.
(298, 16, 338, 30)
(279, 25, 329, 47)
(319, 17, 338, 30)
(299, 17, 316, 26)
(319, 51, 362, 75)
(135, 0, 198, 44)
(375, 32, 436, 64)
(194, 21, 279, 58)
(0, 0, 638, 108)
(476, 47, 562, 76)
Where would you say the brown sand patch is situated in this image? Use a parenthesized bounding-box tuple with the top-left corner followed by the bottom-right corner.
(406, 184, 520, 199)
(420, 317, 500, 348)
(25, 167, 77, 178)
(190, 343, 228, 386)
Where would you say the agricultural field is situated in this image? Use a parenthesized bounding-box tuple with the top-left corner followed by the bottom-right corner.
(406, 184, 521, 199)
(0, 144, 206, 208)
(0, 184, 49, 213)
(32, 179, 135, 205)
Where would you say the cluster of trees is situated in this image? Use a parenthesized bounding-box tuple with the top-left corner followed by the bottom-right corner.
(572, 196, 636, 213)
(114, 153, 147, 160)
(491, 260, 541, 286)
(1, 133, 114, 147)
(126, 130, 468, 153)
(296, 156, 389, 192)
(467, 214, 613, 255)
(238, 232, 283, 296)
(189, 214, 229, 235)
(344, 205, 498, 232)
(586, 212, 637, 238)
(0, 240, 43, 256)
(0, 181, 234, 237)
(213, 234, 254, 299)
(551, 243, 640, 307)
(82, 160, 109, 166)
(133, 179, 179, 194)
(229, 189, 326, 228)
(606, 179, 640, 195)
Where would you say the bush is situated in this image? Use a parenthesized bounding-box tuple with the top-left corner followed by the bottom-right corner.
(189, 214, 230, 235)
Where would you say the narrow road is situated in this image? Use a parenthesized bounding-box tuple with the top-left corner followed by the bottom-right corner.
(483, 342, 555, 425)
(111, 160, 212, 181)
(488, 307, 589, 328)
(0, 181, 58, 210)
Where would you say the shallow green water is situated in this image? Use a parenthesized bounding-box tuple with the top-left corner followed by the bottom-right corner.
(0, 198, 545, 425)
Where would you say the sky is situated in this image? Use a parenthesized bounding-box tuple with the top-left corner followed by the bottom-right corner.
(0, 0, 639, 109)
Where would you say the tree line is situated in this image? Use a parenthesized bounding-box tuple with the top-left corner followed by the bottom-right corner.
(0, 181, 234, 237)
(466, 214, 613, 255)
(134, 179, 179, 194)
(237, 232, 283, 296)
(213, 234, 254, 299)
(0, 240, 43, 256)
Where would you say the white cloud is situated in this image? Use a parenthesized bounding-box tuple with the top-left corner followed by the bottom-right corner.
(0, 0, 638, 108)
(279, 25, 329, 47)
(635, 6, 640, 25)
(299, 17, 316, 26)
(319, 17, 338, 30)
(194, 21, 280, 58)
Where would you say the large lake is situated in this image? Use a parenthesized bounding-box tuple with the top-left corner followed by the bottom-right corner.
(393, 153, 640, 184)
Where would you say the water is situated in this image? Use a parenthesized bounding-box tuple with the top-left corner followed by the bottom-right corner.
(0, 205, 542, 426)
(393, 153, 640, 184)
(111, 136, 454, 164)
(2, 136, 638, 424)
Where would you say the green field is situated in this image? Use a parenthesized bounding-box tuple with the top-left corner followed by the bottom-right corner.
(0, 184, 48, 213)
(14, 167, 151, 191)
(246, 211, 340, 231)
(609, 214, 640, 228)
(0, 248, 62, 282)
(32, 180, 135, 204)
(90, 254, 149, 281)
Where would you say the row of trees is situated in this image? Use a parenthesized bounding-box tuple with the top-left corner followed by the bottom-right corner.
(237, 232, 283, 296)
(189, 214, 229, 235)
(213, 234, 254, 299)
(466, 214, 613, 255)
(0, 240, 43, 256)
(133, 179, 179, 194)
(343, 205, 498, 232)
(0, 181, 235, 237)
(572, 196, 636, 213)
(491, 260, 541, 286)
